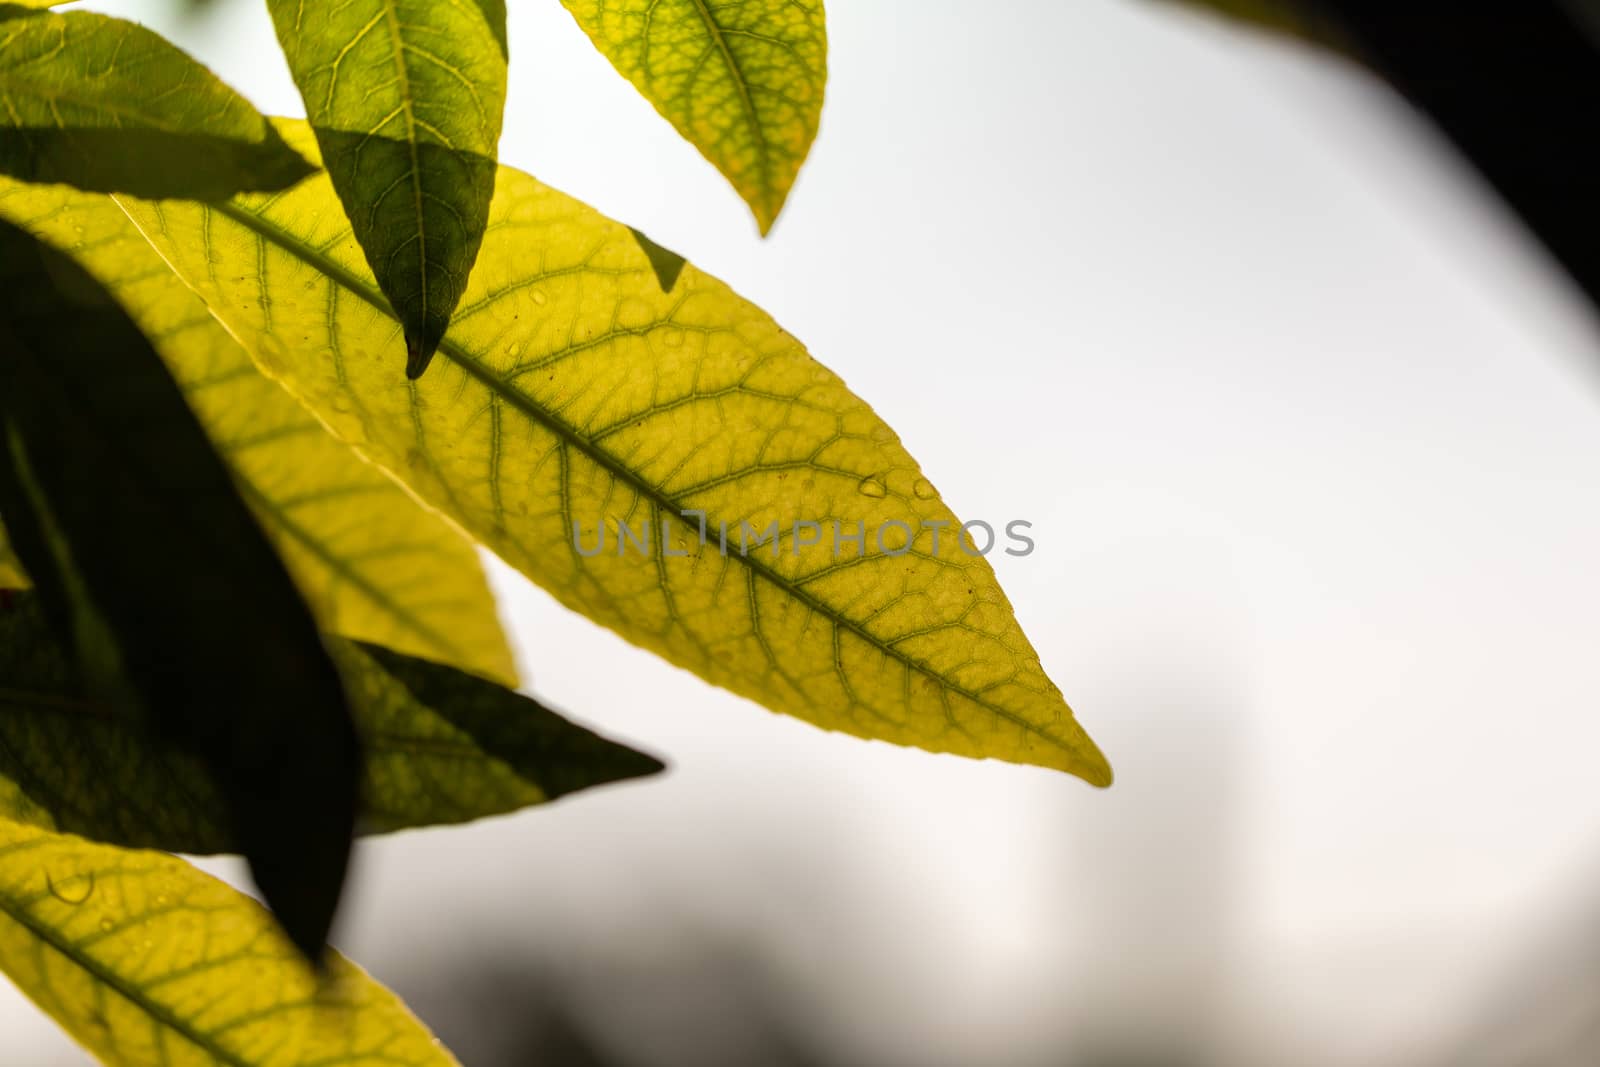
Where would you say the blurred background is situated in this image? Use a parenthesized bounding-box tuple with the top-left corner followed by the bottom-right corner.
(6, 1, 1600, 1064)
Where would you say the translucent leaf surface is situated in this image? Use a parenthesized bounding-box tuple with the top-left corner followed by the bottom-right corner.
(0, 6, 314, 198)
(0, 178, 515, 686)
(120, 121, 1112, 785)
(265, 0, 507, 376)
(0, 819, 460, 1067)
(562, 0, 826, 233)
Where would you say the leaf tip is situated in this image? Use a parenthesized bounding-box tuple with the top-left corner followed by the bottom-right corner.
(627, 227, 687, 293)
(405, 332, 436, 380)
(633, 749, 669, 779)
(1077, 736, 1114, 789)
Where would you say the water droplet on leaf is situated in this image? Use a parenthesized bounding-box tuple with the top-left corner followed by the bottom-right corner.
(46, 870, 94, 905)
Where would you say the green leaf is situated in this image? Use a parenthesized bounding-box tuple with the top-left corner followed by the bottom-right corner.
(0, 591, 663, 852)
(0, 6, 315, 199)
(0, 219, 359, 960)
(562, 0, 827, 233)
(120, 120, 1113, 786)
(0, 819, 461, 1067)
(0, 176, 517, 686)
(265, 0, 507, 378)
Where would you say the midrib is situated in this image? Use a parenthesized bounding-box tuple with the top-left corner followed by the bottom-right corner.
(164, 200, 1080, 759)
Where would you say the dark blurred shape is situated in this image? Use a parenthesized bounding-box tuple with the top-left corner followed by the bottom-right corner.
(1316, 5, 1600, 322)
(388, 934, 834, 1067)
(1193, 2, 1600, 328)
(1429, 850, 1600, 1067)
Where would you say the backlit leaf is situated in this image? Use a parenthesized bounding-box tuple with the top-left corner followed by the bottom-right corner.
(0, 819, 460, 1067)
(0, 6, 315, 198)
(120, 121, 1112, 786)
(0, 219, 358, 959)
(0, 591, 663, 852)
(265, 0, 507, 377)
(562, 0, 826, 234)
(0, 178, 516, 686)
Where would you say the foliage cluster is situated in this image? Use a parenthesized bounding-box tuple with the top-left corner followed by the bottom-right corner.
(0, 1, 1112, 1062)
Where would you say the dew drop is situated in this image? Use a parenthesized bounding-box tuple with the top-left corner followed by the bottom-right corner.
(912, 478, 935, 499)
(505, 342, 520, 356)
(46, 870, 94, 906)
(857, 477, 888, 498)
(98, 918, 114, 933)
(530, 289, 548, 306)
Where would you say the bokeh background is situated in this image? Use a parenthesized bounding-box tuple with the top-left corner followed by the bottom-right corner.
(6, 2, 1600, 1064)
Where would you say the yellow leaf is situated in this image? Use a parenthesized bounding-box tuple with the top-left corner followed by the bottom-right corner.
(119, 121, 1111, 786)
(562, 0, 826, 234)
(0, 180, 516, 686)
(0, 819, 460, 1067)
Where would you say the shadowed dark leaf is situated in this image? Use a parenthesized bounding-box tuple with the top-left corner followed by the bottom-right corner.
(0, 219, 358, 964)
(0, 590, 664, 852)
(0, 5, 314, 198)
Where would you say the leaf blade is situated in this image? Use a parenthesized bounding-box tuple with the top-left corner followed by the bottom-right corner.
(0, 177, 517, 687)
(119, 121, 1112, 786)
(265, 0, 507, 376)
(562, 0, 827, 233)
(0, 591, 662, 852)
(0, 6, 315, 198)
(0, 219, 360, 959)
(0, 820, 461, 1067)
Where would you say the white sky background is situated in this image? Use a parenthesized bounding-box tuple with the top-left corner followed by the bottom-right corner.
(7, 1, 1600, 1064)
